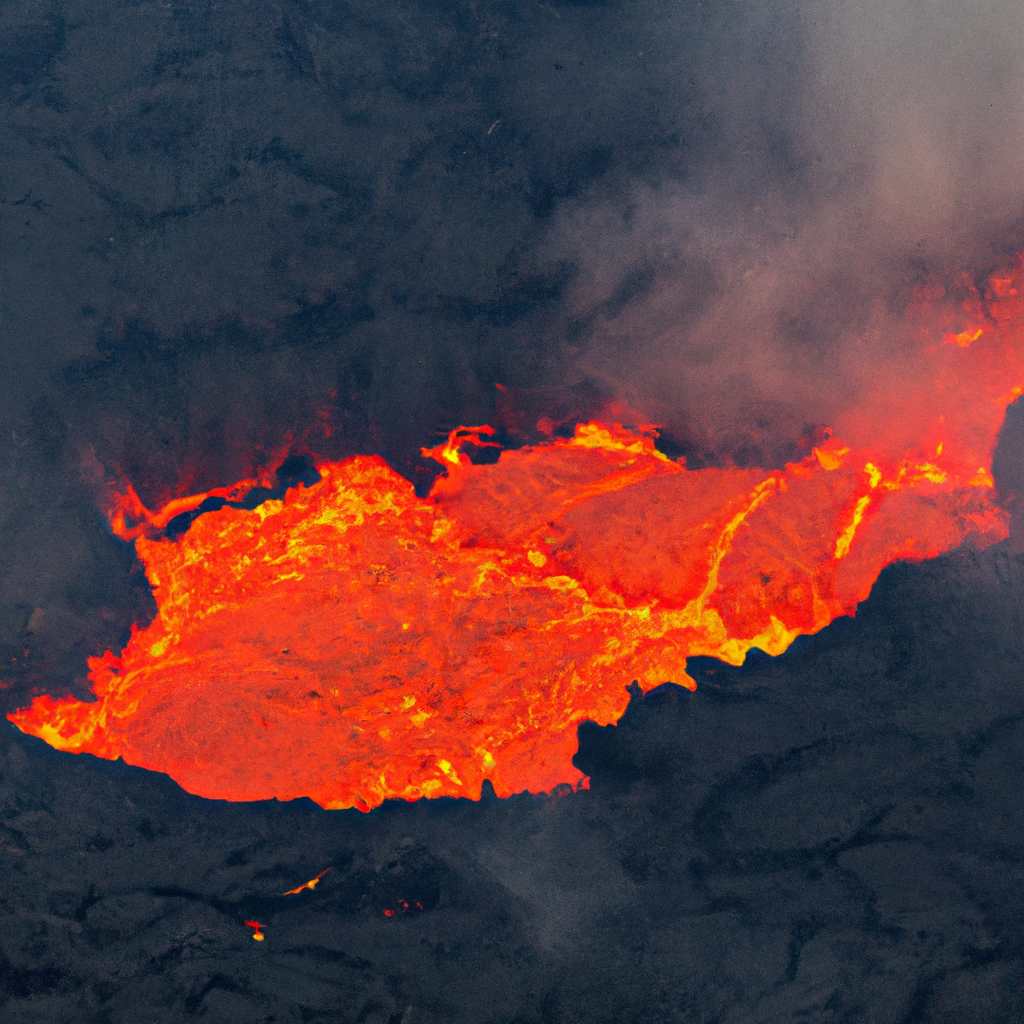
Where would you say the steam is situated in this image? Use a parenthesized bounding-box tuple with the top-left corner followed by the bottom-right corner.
(539, 0, 1024, 466)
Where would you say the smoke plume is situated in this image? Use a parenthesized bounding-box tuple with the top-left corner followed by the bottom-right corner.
(536, 0, 1024, 465)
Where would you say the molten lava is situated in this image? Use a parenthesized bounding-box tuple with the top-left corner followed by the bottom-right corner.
(9, 261, 1024, 810)
(283, 868, 331, 895)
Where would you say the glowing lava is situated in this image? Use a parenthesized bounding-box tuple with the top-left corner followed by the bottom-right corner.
(9, 260, 1024, 810)
(283, 868, 331, 895)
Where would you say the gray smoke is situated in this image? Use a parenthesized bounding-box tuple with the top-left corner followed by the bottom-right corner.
(536, 0, 1024, 464)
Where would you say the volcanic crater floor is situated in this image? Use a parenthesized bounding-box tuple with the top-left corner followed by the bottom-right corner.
(3, 542, 1024, 1023)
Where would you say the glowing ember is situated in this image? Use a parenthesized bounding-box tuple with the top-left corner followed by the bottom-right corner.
(245, 920, 265, 942)
(384, 900, 423, 917)
(8, 260, 1024, 810)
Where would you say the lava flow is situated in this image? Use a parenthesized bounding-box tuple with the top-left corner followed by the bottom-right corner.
(9, 261, 1024, 810)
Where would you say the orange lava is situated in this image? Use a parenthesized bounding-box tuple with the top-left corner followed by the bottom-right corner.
(9, 260, 1024, 810)
(283, 868, 331, 895)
